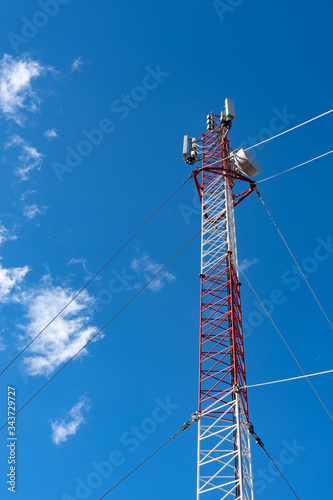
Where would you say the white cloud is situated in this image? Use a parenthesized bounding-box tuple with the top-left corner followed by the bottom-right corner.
(0, 328, 6, 351)
(0, 262, 29, 302)
(6, 135, 44, 181)
(20, 189, 36, 201)
(0, 225, 29, 305)
(0, 225, 10, 245)
(0, 223, 16, 246)
(67, 257, 88, 273)
(20, 277, 98, 376)
(44, 128, 57, 139)
(0, 337, 6, 351)
(67, 257, 91, 279)
(23, 204, 47, 219)
(239, 258, 259, 271)
(130, 253, 175, 292)
(71, 56, 83, 73)
(50, 396, 90, 446)
(0, 54, 48, 125)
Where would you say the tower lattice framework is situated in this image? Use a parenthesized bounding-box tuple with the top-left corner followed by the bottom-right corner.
(192, 116, 256, 500)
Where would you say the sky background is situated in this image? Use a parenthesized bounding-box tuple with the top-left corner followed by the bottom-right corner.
(0, 0, 332, 499)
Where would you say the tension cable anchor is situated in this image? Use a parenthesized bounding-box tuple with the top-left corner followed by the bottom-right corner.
(246, 422, 264, 449)
(179, 421, 192, 432)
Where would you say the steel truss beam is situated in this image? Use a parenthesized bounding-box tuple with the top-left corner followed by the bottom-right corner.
(195, 125, 254, 500)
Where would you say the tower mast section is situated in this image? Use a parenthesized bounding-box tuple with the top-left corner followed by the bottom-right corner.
(183, 100, 260, 499)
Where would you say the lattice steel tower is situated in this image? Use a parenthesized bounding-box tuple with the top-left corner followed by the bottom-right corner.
(183, 100, 261, 500)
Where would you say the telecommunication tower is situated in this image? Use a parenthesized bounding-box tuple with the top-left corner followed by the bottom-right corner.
(183, 100, 261, 500)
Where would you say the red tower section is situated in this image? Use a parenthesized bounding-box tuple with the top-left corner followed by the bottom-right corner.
(191, 116, 256, 500)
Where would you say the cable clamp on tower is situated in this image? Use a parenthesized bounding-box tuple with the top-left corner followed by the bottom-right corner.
(179, 412, 201, 434)
(191, 411, 202, 422)
(233, 382, 242, 393)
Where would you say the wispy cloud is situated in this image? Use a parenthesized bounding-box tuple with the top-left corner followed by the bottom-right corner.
(6, 135, 44, 181)
(0, 54, 48, 125)
(71, 56, 83, 73)
(0, 262, 29, 303)
(23, 204, 47, 220)
(20, 276, 98, 376)
(20, 189, 36, 201)
(50, 396, 90, 446)
(239, 258, 259, 271)
(0, 222, 17, 246)
(130, 253, 175, 292)
(44, 128, 57, 139)
(0, 335, 6, 352)
(0, 222, 28, 306)
(67, 257, 89, 277)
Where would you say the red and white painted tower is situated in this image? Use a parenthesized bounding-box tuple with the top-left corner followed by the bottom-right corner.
(183, 100, 260, 500)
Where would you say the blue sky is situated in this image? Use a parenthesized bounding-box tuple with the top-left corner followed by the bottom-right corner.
(0, 0, 332, 498)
